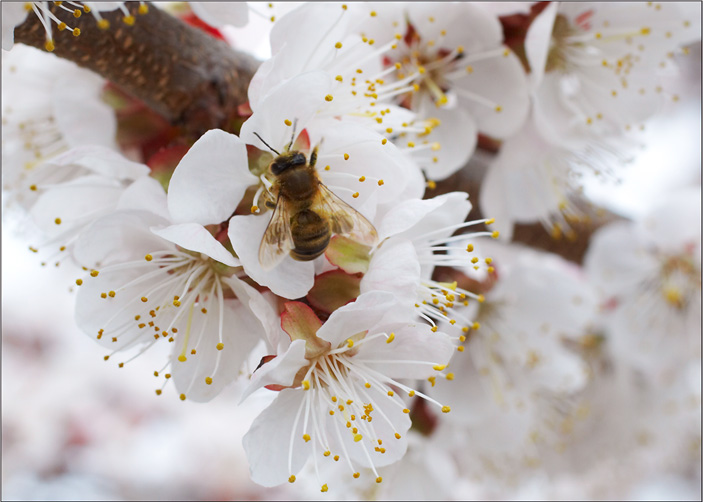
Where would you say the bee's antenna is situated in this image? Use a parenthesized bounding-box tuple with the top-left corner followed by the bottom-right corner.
(286, 118, 298, 152)
(253, 132, 281, 156)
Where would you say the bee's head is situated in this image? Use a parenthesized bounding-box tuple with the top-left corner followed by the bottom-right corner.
(270, 151, 307, 175)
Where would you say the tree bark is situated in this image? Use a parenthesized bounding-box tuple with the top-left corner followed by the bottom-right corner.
(13, 1, 258, 138)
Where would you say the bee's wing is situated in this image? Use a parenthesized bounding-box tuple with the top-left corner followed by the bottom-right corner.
(314, 183, 378, 246)
(258, 196, 294, 271)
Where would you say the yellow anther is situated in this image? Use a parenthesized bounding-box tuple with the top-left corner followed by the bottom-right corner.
(335, 75, 343, 82)
(179, 394, 186, 401)
(386, 332, 395, 343)
(495, 105, 502, 113)
(98, 19, 110, 30)
(446, 373, 454, 380)
(365, 382, 371, 388)
(431, 326, 438, 332)
(403, 408, 410, 414)
(407, 141, 415, 148)
(394, 62, 402, 69)
(471, 257, 479, 264)
(387, 390, 394, 397)
(139, 4, 149, 14)
(73, 8, 81, 17)
(358, 176, 366, 182)
(370, 10, 377, 16)
(376, 477, 383, 483)
(324, 451, 331, 457)
(289, 475, 296, 483)
(76, 279, 83, 286)
(144, 254, 153, 261)
(334, 455, 340, 461)
(335, 42, 343, 49)
(178, 355, 187, 362)
(491, 231, 500, 238)
(640, 27, 651, 35)
(72, 28, 81, 37)
(346, 339, 354, 348)
(433, 364, 446, 371)
(303, 434, 311, 442)
(90, 270, 99, 277)
(216, 342, 224, 350)
(381, 138, 388, 145)
(284, 119, 292, 126)
(123, 15, 136, 25)
(303, 380, 311, 390)
(155, 389, 162, 395)
(353, 472, 360, 478)
(353, 434, 363, 442)
(352, 192, 359, 198)
(54, 217, 62, 225)
(165, 373, 171, 379)
(457, 345, 465, 352)
(344, 153, 350, 160)
(441, 406, 451, 413)
(325, 94, 334, 102)
(321, 484, 328, 492)
(418, 66, 426, 74)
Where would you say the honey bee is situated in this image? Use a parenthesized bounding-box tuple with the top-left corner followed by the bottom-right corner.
(254, 132, 378, 271)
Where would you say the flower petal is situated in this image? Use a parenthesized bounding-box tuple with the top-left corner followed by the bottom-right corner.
(190, 2, 249, 28)
(240, 339, 308, 403)
(228, 214, 315, 299)
(167, 129, 254, 225)
(151, 223, 240, 267)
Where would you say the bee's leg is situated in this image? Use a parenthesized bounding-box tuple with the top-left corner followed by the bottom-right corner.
(309, 145, 319, 169)
(262, 189, 276, 209)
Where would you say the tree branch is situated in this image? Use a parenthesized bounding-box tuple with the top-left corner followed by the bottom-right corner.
(13, 2, 258, 138)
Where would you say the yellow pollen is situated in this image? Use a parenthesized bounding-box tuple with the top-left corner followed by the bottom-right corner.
(303, 434, 311, 442)
(250, 205, 259, 213)
(381, 138, 387, 145)
(180, 394, 186, 401)
(428, 376, 436, 387)
(408, 390, 415, 397)
(138, 4, 149, 14)
(216, 343, 224, 350)
(303, 380, 311, 390)
(431, 326, 438, 332)
(433, 364, 446, 371)
(495, 106, 502, 113)
(377, 179, 384, 186)
(54, 218, 62, 225)
(353, 434, 363, 442)
(352, 192, 359, 198)
(370, 11, 377, 16)
(441, 405, 451, 413)
(321, 484, 328, 492)
(123, 15, 136, 25)
(289, 475, 296, 483)
(75, 279, 83, 286)
(359, 176, 366, 182)
(155, 389, 162, 395)
(365, 382, 371, 388)
(98, 19, 110, 30)
(145, 254, 153, 261)
(284, 119, 292, 126)
(334, 455, 340, 461)
(403, 408, 410, 414)
(395, 433, 401, 439)
(90, 270, 99, 277)
(72, 28, 81, 37)
(335, 42, 343, 49)
(418, 66, 426, 74)
(471, 257, 479, 264)
(376, 477, 383, 483)
(344, 153, 350, 160)
(335, 75, 343, 82)
(324, 451, 331, 457)
(640, 27, 651, 35)
(491, 231, 500, 238)
(178, 355, 187, 362)
(325, 94, 334, 102)
(387, 390, 394, 396)
(407, 141, 415, 148)
(141, 296, 148, 303)
(446, 373, 454, 380)
(346, 339, 354, 348)
(386, 332, 395, 343)
(73, 9, 81, 17)
(457, 346, 465, 352)
(353, 472, 360, 479)
(329, 410, 335, 415)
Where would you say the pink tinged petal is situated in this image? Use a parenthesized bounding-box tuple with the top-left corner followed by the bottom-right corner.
(524, 2, 558, 87)
(171, 300, 261, 403)
(2, 4, 29, 51)
(151, 223, 240, 267)
(116, 176, 170, 220)
(54, 69, 118, 150)
(240, 71, 334, 152)
(280, 302, 330, 359)
(361, 239, 421, 304)
(325, 235, 372, 274)
(167, 129, 253, 226)
(190, 2, 249, 28)
(228, 214, 315, 299)
(243, 388, 311, 487)
(306, 270, 361, 314)
(356, 324, 455, 380)
(240, 339, 308, 403)
(450, 49, 530, 139)
(377, 192, 471, 242)
(316, 291, 400, 347)
(72, 210, 172, 268)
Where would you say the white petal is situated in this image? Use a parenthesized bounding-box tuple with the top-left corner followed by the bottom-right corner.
(47, 146, 148, 180)
(228, 214, 315, 299)
(361, 239, 421, 304)
(167, 129, 254, 225)
(151, 223, 240, 267)
(450, 49, 530, 138)
(190, 2, 249, 28)
(171, 299, 261, 402)
(116, 176, 170, 220)
(54, 68, 117, 150)
(243, 389, 311, 487)
(377, 192, 471, 242)
(2, 4, 29, 51)
(316, 291, 400, 347)
(240, 71, 333, 152)
(72, 210, 171, 268)
(357, 324, 455, 380)
(240, 339, 308, 403)
(524, 2, 558, 88)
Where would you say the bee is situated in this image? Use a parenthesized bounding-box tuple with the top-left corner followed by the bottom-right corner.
(253, 132, 378, 271)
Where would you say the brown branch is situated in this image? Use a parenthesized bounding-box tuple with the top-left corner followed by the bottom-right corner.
(13, 2, 258, 138)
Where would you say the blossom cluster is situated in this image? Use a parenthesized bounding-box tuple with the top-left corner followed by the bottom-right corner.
(2, 1, 701, 498)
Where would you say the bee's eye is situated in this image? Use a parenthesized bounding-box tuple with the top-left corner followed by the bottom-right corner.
(271, 161, 285, 175)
